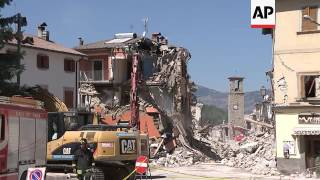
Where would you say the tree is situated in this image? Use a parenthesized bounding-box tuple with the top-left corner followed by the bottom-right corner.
(200, 104, 228, 126)
(0, 0, 26, 86)
(0, 0, 15, 48)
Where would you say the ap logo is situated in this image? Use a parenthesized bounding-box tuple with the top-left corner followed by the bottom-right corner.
(251, 0, 275, 28)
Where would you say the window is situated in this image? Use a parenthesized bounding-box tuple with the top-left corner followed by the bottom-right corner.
(64, 59, 75, 72)
(37, 54, 49, 69)
(299, 75, 320, 99)
(302, 6, 318, 32)
(93, 60, 102, 80)
(64, 88, 74, 108)
(0, 115, 4, 141)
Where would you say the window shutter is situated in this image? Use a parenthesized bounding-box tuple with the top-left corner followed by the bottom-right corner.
(64, 59, 75, 72)
(70, 60, 75, 72)
(64, 89, 74, 108)
(37, 55, 41, 68)
(64, 59, 68, 71)
(37, 54, 49, 69)
(44, 56, 49, 69)
(302, 6, 318, 31)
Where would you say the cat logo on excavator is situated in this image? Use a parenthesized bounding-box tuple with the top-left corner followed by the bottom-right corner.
(120, 139, 137, 154)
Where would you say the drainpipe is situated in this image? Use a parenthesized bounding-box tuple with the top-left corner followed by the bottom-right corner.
(75, 58, 79, 109)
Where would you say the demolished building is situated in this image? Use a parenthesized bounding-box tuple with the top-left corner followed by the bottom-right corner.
(75, 32, 208, 153)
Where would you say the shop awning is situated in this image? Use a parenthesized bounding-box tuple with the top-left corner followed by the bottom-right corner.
(293, 126, 320, 135)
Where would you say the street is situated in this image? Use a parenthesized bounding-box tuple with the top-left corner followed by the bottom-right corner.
(149, 163, 317, 180)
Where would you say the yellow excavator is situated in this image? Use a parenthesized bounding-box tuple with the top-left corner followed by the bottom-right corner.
(29, 77, 149, 179)
(46, 111, 149, 179)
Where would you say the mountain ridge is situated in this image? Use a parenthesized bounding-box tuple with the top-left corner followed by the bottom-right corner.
(195, 85, 264, 114)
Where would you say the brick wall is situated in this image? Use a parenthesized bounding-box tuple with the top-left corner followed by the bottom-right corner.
(79, 59, 92, 71)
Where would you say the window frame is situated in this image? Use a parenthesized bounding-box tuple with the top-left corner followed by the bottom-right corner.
(92, 59, 103, 81)
(37, 54, 49, 69)
(300, 6, 319, 32)
(297, 72, 320, 101)
(64, 58, 75, 72)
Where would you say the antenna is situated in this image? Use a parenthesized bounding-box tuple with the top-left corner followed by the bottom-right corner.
(142, 17, 149, 37)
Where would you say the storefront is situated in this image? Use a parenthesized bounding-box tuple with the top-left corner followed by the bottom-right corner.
(275, 106, 320, 174)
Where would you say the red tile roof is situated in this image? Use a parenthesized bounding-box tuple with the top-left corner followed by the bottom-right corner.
(8, 35, 86, 56)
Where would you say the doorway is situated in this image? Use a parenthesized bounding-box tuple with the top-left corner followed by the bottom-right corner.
(305, 136, 320, 170)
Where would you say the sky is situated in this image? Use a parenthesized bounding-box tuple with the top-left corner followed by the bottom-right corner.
(2, 0, 272, 92)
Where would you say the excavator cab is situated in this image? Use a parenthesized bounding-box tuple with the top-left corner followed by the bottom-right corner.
(48, 111, 94, 142)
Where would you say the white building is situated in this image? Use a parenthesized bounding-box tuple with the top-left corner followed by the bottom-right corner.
(0, 24, 86, 109)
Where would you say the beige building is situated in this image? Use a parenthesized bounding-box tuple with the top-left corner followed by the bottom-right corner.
(273, 0, 320, 174)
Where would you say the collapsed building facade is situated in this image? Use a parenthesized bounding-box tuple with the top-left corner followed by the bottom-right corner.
(75, 32, 199, 151)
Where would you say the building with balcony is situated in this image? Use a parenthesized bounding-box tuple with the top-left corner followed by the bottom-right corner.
(75, 33, 155, 108)
(272, 0, 320, 174)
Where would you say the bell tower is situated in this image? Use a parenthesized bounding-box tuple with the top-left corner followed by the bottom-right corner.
(228, 77, 245, 138)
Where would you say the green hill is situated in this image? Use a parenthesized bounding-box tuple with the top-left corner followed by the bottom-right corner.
(200, 104, 228, 126)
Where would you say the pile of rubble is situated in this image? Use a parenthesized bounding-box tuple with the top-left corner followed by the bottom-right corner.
(219, 132, 279, 175)
(190, 110, 279, 175)
(151, 147, 208, 168)
(147, 46, 191, 92)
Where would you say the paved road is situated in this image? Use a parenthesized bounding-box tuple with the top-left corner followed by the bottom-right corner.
(149, 163, 317, 180)
(46, 163, 320, 180)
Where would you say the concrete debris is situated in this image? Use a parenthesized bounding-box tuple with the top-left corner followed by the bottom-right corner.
(219, 132, 279, 175)
(79, 83, 98, 95)
(189, 109, 279, 176)
(151, 147, 208, 168)
(147, 46, 191, 92)
(79, 83, 107, 113)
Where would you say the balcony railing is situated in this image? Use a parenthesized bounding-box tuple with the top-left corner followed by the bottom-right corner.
(80, 70, 111, 83)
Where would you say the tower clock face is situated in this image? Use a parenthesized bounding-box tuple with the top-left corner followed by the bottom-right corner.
(233, 105, 238, 110)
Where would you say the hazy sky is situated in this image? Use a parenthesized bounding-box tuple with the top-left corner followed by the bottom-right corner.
(3, 0, 272, 92)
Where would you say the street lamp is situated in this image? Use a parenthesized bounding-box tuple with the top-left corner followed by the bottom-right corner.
(260, 86, 267, 97)
(303, 15, 320, 25)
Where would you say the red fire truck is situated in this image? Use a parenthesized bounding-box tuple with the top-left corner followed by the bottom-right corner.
(0, 96, 47, 180)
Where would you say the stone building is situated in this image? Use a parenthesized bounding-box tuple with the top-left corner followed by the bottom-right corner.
(228, 77, 245, 138)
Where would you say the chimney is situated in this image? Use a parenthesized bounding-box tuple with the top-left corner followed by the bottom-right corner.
(151, 32, 161, 42)
(37, 22, 49, 41)
(159, 36, 168, 45)
(42, 30, 49, 41)
(78, 37, 84, 46)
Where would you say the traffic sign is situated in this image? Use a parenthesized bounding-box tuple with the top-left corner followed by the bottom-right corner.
(27, 168, 46, 180)
(135, 155, 148, 174)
